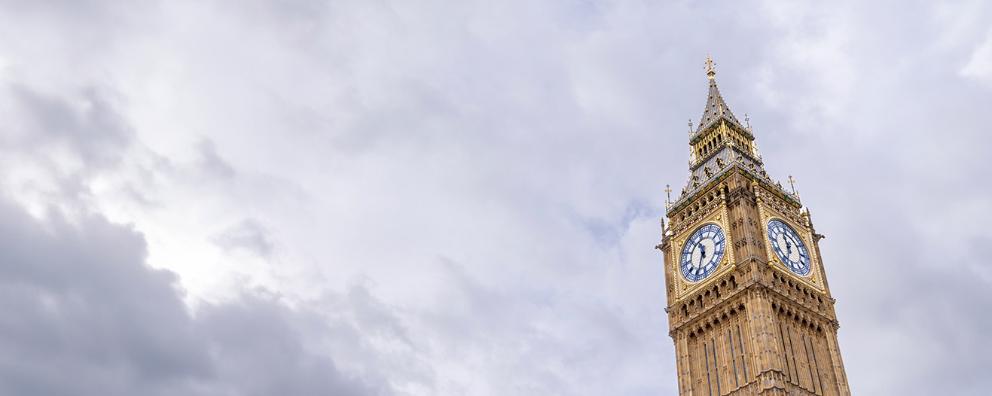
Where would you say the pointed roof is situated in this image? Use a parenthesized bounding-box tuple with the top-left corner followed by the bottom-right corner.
(693, 56, 744, 137)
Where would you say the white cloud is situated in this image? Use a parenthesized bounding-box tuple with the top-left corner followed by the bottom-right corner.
(961, 28, 992, 86)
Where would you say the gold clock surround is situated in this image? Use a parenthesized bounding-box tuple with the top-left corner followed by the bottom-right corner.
(758, 207, 825, 292)
(669, 205, 735, 299)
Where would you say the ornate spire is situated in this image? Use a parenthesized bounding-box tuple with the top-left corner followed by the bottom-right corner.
(670, 59, 798, 213)
(665, 184, 672, 209)
(694, 56, 743, 136)
(788, 175, 801, 199)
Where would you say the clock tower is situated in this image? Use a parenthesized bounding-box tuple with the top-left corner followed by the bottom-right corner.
(658, 57, 851, 395)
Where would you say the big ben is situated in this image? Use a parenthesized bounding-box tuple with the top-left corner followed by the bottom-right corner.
(658, 57, 851, 395)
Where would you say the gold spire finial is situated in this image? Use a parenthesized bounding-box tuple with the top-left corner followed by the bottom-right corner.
(687, 119, 693, 135)
(665, 184, 673, 208)
(705, 55, 716, 80)
(788, 175, 798, 195)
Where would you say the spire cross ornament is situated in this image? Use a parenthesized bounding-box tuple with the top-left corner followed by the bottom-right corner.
(665, 184, 673, 208)
(788, 175, 798, 195)
(705, 55, 716, 80)
(688, 119, 693, 135)
(745, 113, 752, 131)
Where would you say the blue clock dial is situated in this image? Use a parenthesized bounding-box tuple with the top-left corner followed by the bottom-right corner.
(766, 219, 811, 276)
(679, 224, 726, 282)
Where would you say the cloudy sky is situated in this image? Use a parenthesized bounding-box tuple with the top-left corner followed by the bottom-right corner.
(0, 1, 990, 395)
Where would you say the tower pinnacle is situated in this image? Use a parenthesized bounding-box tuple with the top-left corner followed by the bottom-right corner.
(694, 56, 741, 135)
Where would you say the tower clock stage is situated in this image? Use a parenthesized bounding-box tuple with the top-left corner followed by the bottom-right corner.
(657, 57, 851, 396)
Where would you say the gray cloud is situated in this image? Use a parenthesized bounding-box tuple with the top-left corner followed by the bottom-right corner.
(4, 84, 133, 169)
(212, 219, 275, 258)
(0, 197, 383, 395)
(0, 83, 135, 208)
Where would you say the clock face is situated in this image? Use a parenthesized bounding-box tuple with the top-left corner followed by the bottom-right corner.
(766, 219, 811, 276)
(679, 224, 726, 282)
